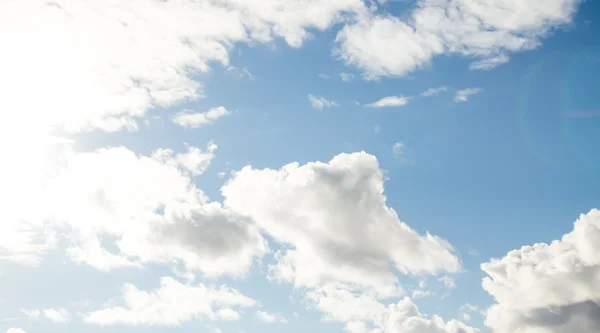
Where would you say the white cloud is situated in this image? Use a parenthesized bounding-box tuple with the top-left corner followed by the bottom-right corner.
(308, 95, 338, 110)
(482, 209, 600, 333)
(336, 0, 582, 78)
(336, 15, 444, 79)
(153, 142, 218, 176)
(420, 86, 448, 97)
(21, 310, 41, 320)
(0, 0, 368, 136)
(307, 285, 479, 333)
(340, 72, 355, 82)
(6, 329, 26, 333)
(365, 96, 409, 108)
(412, 289, 435, 299)
(226, 66, 254, 80)
(256, 310, 288, 324)
(318, 73, 331, 79)
(392, 142, 405, 155)
(438, 275, 456, 289)
(469, 54, 510, 70)
(222, 152, 460, 297)
(43, 308, 71, 323)
(1, 142, 267, 278)
(85, 277, 256, 326)
(459, 304, 481, 322)
(454, 88, 482, 102)
(172, 107, 231, 128)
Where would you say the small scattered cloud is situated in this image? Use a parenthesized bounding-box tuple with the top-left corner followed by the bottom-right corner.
(172, 106, 231, 128)
(420, 86, 448, 97)
(340, 72, 354, 82)
(469, 54, 510, 70)
(438, 275, 456, 289)
(459, 304, 483, 322)
(365, 96, 409, 108)
(308, 95, 338, 110)
(317, 73, 331, 79)
(393, 142, 405, 155)
(43, 308, 71, 323)
(412, 289, 435, 299)
(6, 329, 26, 333)
(22, 308, 70, 323)
(454, 88, 482, 102)
(256, 311, 287, 324)
(467, 248, 480, 256)
(226, 66, 254, 80)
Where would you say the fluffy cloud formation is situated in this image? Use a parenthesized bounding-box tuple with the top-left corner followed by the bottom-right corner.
(307, 285, 479, 333)
(336, 0, 582, 78)
(482, 209, 600, 333)
(44, 145, 267, 277)
(365, 96, 409, 108)
(222, 152, 460, 296)
(455, 88, 482, 102)
(172, 107, 231, 128)
(1, 142, 267, 278)
(308, 95, 339, 110)
(0, 0, 367, 135)
(85, 277, 256, 326)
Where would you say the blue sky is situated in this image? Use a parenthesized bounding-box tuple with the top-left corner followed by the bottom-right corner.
(1, 1, 600, 333)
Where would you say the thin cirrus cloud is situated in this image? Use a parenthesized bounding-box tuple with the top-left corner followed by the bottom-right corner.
(172, 107, 231, 128)
(308, 94, 338, 110)
(455, 88, 483, 102)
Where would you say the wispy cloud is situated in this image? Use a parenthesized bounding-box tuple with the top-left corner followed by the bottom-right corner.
(172, 106, 231, 128)
(393, 142, 405, 155)
(308, 95, 338, 110)
(420, 86, 448, 97)
(455, 88, 482, 102)
(317, 73, 331, 79)
(470, 54, 510, 70)
(365, 96, 409, 108)
(340, 72, 354, 82)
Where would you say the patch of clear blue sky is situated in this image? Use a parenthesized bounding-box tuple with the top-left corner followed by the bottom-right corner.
(24, 1, 599, 332)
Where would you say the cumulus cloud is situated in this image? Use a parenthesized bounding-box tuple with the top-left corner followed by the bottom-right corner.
(308, 95, 338, 110)
(454, 88, 482, 102)
(85, 277, 256, 326)
(336, 0, 582, 78)
(1, 142, 267, 278)
(307, 285, 479, 333)
(482, 209, 600, 333)
(45, 145, 267, 276)
(222, 152, 461, 297)
(172, 107, 232, 128)
(256, 310, 288, 324)
(365, 96, 409, 108)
